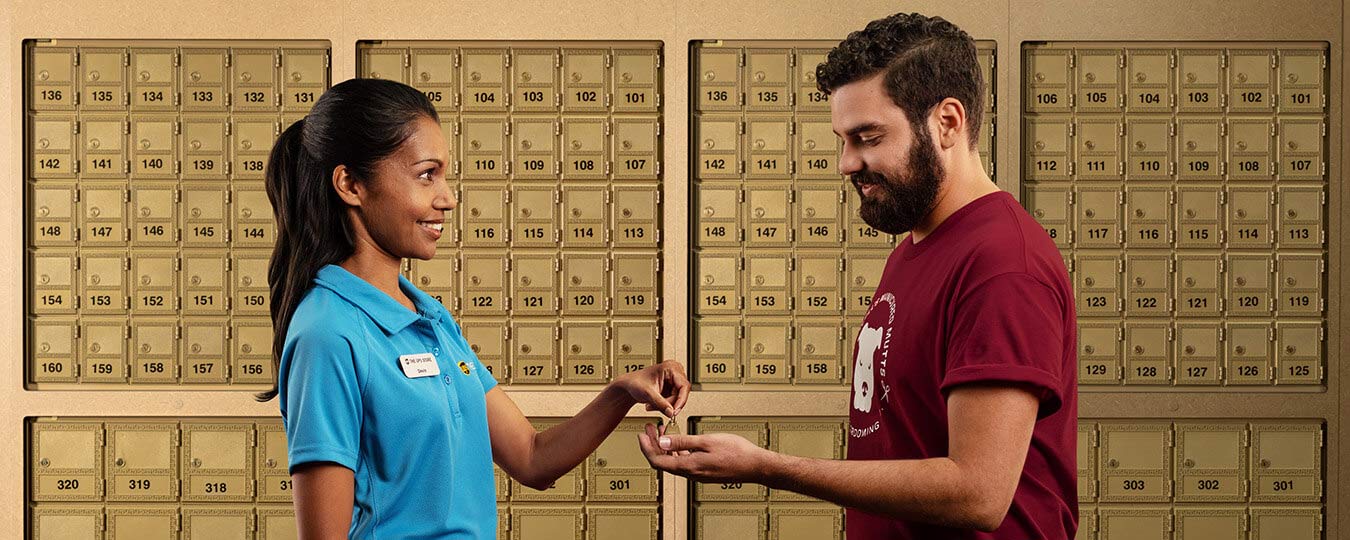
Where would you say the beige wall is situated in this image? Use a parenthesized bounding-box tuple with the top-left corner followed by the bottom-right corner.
(3, 0, 1344, 538)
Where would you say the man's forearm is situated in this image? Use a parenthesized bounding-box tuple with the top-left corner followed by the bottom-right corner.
(762, 453, 1002, 531)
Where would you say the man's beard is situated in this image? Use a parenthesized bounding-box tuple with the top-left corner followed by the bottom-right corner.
(851, 125, 944, 235)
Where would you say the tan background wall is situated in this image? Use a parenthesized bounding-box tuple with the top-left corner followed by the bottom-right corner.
(3, 0, 1344, 538)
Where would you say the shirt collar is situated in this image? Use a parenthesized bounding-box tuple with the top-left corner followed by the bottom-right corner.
(313, 264, 445, 334)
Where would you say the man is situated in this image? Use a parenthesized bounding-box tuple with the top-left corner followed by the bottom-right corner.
(641, 13, 1078, 539)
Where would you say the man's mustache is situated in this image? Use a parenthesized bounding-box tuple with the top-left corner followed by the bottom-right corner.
(851, 170, 889, 188)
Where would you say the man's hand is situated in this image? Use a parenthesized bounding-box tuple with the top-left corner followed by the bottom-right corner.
(637, 424, 778, 484)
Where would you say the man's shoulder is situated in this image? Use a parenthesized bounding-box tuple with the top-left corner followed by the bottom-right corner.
(951, 193, 1067, 290)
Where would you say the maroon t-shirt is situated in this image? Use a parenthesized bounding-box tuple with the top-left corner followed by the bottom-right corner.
(846, 191, 1078, 539)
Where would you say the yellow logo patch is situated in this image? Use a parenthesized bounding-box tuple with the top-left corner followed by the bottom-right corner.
(458, 361, 472, 375)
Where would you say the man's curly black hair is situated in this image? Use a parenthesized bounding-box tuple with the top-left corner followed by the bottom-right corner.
(817, 13, 983, 148)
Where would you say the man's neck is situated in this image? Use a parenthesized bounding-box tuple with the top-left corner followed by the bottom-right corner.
(909, 157, 999, 244)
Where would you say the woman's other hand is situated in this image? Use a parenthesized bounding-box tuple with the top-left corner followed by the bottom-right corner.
(609, 360, 691, 418)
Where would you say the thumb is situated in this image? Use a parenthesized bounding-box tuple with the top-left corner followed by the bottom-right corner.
(657, 434, 705, 452)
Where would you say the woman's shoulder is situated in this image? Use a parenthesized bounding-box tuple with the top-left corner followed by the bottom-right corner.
(287, 285, 369, 343)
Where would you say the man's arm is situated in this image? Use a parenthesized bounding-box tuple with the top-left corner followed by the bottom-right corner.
(639, 384, 1038, 532)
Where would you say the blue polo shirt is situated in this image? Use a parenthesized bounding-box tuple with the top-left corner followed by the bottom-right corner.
(278, 264, 499, 539)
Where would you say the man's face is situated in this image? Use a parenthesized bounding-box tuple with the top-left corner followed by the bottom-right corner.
(830, 73, 945, 235)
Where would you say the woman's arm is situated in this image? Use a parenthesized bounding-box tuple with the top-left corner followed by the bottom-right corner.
(487, 360, 690, 490)
(292, 462, 355, 540)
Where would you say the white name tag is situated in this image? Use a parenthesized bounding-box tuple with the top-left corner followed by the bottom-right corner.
(399, 353, 440, 378)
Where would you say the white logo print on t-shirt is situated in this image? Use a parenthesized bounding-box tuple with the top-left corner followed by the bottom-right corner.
(853, 323, 884, 413)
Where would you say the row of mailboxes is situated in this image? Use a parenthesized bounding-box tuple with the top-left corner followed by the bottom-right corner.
(693, 503, 844, 540)
(692, 42, 996, 114)
(1064, 251, 1324, 318)
(29, 249, 660, 316)
(1077, 505, 1323, 540)
(30, 417, 660, 536)
(461, 318, 661, 385)
(693, 250, 890, 318)
(30, 249, 270, 316)
(495, 420, 660, 502)
(693, 114, 993, 180)
(692, 317, 856, 386)
(30, 503, 297, 540)
(695, 183, 893, 248)
(1024, 46, 1327, 113)
(27, 113, 663, 182)
(29, 113, 290, 181)
(30, 502, 1326, 540)
(409, 251, 661, 317)
(359, 44, 662, 114)
(1077, 421, 1324, 504)
(1077, 320, 1324, 386)
(29, 182, 661, 250)
(29, 419, 290, 503)
(499, 504, 660, 540)
(28, 316, 272, 385)
(1024, 184, 1326, 250)
(448, 184, 661, 248)
(27, 315, 660, 387)
(29, 502, 667, 540)
(1023, 116, 1326, 181)
(30, 418, 661, 504)
(26, 43, 330, 113)
(29, 183, 274, 248)
(688, 316, 1326, 388)
(693, 504, 1324, 540)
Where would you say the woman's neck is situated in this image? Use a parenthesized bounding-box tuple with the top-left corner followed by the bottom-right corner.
(340, 247, 414, 312)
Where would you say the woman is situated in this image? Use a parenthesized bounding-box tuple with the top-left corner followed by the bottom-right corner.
(257, 78, 689, 539)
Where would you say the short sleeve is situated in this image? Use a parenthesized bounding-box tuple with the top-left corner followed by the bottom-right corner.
(940, 273, 1067, 418)
(281, 330, 363, 473)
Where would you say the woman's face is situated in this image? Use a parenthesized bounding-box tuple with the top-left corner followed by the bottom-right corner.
(356, 115, 456, 261)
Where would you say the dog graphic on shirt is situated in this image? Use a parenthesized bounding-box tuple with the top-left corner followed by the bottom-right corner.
(853, 323, 884, 413)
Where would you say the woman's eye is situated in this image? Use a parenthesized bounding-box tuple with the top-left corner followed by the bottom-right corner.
(418, 169, 435, 181)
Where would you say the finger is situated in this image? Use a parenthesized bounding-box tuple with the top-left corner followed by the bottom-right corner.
(644, 423, 671, 451)
(637, 432, 679, 470)
(657, 433, 707, 453)
(643, 386, 676, 418)
(673, 370, 692, 413)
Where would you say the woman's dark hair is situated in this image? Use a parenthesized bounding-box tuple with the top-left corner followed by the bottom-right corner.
(256, 78, 438, 401)
(816, 12, 984, 148)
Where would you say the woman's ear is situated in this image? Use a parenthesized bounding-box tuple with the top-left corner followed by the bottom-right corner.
(331, 164, 363, 207)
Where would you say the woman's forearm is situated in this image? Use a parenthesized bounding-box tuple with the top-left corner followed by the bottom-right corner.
(517, 384, 636, 488)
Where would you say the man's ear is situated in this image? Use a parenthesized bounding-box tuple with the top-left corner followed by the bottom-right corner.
(332, 164, 362, 207)
(931, 97, 968, 150)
